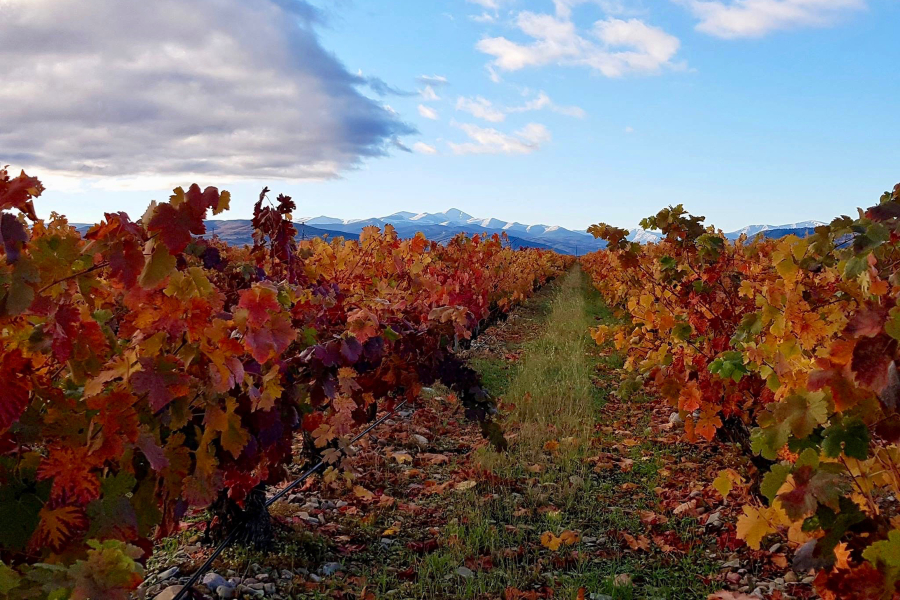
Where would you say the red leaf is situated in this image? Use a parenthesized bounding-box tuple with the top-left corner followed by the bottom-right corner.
(147, 202, 205, 254)
(0, 168, 41, 219)
(108, 237, 145, 288)
(845, 305, 887, 338)
(0, 349, 31, 433)
(131, 356, 192, 412)
(851, 335, 896, 392)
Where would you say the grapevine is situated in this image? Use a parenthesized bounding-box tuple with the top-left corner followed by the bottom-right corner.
(0, 167, 572, 598)
(582, 183, 900, 598)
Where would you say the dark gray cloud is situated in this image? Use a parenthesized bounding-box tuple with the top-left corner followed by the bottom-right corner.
(0, 0, 415, 180)
(362, 76, 415, 98)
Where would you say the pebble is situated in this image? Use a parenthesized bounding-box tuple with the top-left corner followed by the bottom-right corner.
(456, 566, 475, 579)
(281, 570, 293, 580)
(157, 567, 179, 582)
(669, 412, 683, 425)
(784, 571, 798, 583)
(589, 595, 613, 600)
(412, 434, 429, 448)
(202, 573, 228, 590)
(216, 585, 236, 599)
(723, 559, 741, 568)
(319, 562, 343, 576)
(153, 585, 184, 600)
(264, 583, 277, 594)
(801, 576, 815, 584)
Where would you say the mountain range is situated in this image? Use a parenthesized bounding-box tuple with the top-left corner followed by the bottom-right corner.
(71, 211, 826, 255)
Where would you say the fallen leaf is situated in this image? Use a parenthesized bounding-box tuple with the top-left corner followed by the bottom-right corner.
(353, 485, 375, 500)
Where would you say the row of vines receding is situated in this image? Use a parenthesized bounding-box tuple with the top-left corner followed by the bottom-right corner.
(0, 167, 574, 599)
(581, 182, 900, 599)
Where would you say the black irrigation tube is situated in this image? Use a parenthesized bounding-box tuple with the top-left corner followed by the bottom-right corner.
(172, 399, 409, 600)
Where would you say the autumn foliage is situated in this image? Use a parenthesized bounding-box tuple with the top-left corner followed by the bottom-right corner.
(582, 183, 900, 598)
(0, 168, 572, 597)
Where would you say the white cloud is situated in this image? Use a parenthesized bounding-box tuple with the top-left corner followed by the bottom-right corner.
(476, 11, 682, 77)
(467, 0, 506, 8)
(676, 0, 865, 38)
(471, 12, 498, 23)
(0, 0, 414, 181)
(487, 65, 503, 83)
(420, 85, 442, 101)
(456, 97, 507, 122)
(507, 92, 586, 118)
(625, 126, 635, 133)
(417, 74, 450, 87)
(418, 104, 439, 120)
(413, 142, 438, 154)
(448, 122, 551, 155)
(554, 0, 646, 19)
(456, 92, 585, 122)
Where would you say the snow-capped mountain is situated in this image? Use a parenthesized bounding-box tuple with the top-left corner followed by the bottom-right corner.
(627, 229, 663, 243)
(296, 209, 604, 255)
(725, 221, 825, 239)
(141, 209, 835, 256)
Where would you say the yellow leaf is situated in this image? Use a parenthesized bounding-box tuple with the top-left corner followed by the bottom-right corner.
(353, 485, 375, 500)
(391, 452, 413, 464)
(543, 440, 559, 452)
(736, 505, 778, 550)
(712, 472, 733, 499)
(559, 530, 580, 545)
(540, 530, 578, 551)
(455, 480, 477, 491)
(540, 531, 562, 551)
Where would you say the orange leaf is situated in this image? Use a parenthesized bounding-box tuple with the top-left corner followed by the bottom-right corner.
(30, 506, 85, 551)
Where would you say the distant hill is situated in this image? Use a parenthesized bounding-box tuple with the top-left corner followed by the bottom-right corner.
(724, 221, 825, 240)
(69, 212, 830, 254)
(301, 208, 604, 255)
(72, 221, 360, 247)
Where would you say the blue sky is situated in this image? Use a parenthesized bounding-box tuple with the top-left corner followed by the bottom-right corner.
(3, 0, 898, 231)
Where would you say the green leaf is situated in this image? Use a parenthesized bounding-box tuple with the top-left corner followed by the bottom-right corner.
(822, 417, 870, 460)
(772, 392, 829, 439)
(138, 242, 176, 288)
(0, 561, 21, 594)
(0, 478, 46, 550)
(383, 326, 401, 342)
(672, 323, 692, 341)
(863, 530, 900, 582)
(750, 425, 788, 461)
(886, 307, 900, 342)
(843, 255, 868, 279)
(92, 309, 114, 324)
(760, 463, 792, 503)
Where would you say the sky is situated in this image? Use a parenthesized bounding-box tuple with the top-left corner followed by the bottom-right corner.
(1, 0, 898, 232)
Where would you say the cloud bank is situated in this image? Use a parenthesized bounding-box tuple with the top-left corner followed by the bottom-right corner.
(0, 0, 414, 181)
(676, 0, 866, 38)
(476, 11, 682, 77)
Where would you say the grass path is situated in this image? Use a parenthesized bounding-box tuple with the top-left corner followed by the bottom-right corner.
(143, 268, 805, 599)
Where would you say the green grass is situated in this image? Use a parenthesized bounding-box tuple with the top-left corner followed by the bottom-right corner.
(281, 267, 721, 599)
